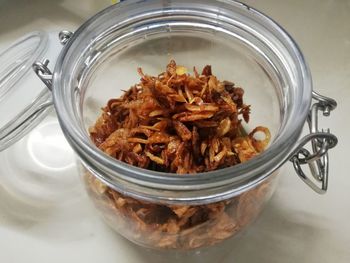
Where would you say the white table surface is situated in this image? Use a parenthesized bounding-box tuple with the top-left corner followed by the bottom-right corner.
(0, 1, 349, 262)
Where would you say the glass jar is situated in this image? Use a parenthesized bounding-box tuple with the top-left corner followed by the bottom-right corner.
(0, 0, 338, 250)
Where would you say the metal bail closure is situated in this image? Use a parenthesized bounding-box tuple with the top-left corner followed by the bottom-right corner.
(290, 91, 338, 194)
(58, 30, 73, 46)
(33, 31, 73, 91)
(33, 59, 53, 91)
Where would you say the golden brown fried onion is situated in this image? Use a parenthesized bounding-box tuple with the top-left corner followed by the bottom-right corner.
(90, 60, 270, 173)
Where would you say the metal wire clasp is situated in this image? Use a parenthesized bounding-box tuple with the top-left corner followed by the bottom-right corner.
(290, 91, 338, 194)
(33, 59, 53, 91)
(32, 31, 73, 91)
(58, 30, 73, 45)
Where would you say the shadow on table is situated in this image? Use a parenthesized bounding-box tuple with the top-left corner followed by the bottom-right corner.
(0, 182, 97, 242)
(0, 184, 52, 228)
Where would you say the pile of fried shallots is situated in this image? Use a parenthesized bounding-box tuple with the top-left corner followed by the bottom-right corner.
(89, 60, 270, 173)
(86, 61, 272, 249)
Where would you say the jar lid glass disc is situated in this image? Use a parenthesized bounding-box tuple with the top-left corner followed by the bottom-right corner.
(0, 32, 82, 207)
(0, 31, 52, 150)
(0, 31, 48, 101)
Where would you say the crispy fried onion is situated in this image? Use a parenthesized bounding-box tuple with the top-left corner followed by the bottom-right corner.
(86, 172, 275, 249)
(90, 60, 270, 173)
(87, 61, 273, 249)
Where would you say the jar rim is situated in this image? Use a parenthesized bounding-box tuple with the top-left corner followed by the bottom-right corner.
(52, 0, 312, 203)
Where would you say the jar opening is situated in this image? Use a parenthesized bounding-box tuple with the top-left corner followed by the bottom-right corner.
(53, 0, 311, 203)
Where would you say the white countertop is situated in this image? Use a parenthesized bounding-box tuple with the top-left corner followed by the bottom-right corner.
(0, 1, 349, 262)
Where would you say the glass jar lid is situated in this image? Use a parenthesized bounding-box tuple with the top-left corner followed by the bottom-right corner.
(0, 31, 47, 100)
(0, 31, 52, 151)
(0, 31, 82, 206)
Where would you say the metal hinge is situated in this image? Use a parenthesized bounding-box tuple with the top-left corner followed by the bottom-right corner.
(290, 91, 338, 194)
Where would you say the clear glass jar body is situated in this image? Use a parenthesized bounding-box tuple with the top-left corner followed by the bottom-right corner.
(51, 0, 313, 250)
(83, 170, 278, 249)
